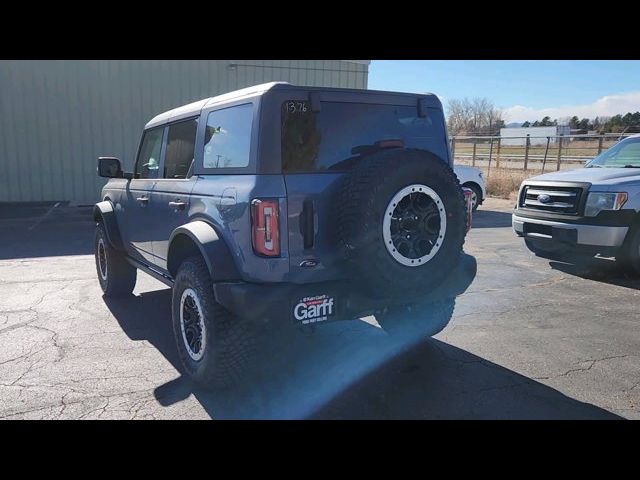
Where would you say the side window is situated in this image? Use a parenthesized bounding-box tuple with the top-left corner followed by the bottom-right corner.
(203, 103, 253, 169)
(164, 118, 198, 179)
(135, 128, 163, 179)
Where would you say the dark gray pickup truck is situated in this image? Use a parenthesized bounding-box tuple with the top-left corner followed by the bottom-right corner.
(94, 82, 473, 388)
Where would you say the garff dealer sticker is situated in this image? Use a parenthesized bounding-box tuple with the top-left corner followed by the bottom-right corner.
(293, 294, 335, 324)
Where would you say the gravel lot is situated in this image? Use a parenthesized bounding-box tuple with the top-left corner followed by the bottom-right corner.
(0, 198, 638, 419)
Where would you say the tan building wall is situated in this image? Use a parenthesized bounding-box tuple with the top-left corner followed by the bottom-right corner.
(0, 60, 369, 203)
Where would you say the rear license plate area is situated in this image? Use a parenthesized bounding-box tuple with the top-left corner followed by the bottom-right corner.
(291, 293, 337, 325)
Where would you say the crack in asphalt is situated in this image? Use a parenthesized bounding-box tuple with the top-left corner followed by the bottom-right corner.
(533, 354, 635, 380)
(0, 277, 94, 286)
(77, 399, 111, 420)
(465, 276, 570, 295)
(0, 318, 38, 335)
(0, 341, 50, 367)
(26, 324, 65, 362)
(452, 302, 556, 320)
(627, 382, 640, 393)
(0, 387, 158, 420)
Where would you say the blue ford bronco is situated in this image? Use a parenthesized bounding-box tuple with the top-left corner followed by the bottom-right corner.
(94, 82, 473, 388)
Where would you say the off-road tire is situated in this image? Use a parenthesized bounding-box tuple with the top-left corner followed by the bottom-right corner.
(95, 222, 137, 296)
(336, 148, 466, 299)
(171, 255, 255, 389)
(376, 298, 456, 338)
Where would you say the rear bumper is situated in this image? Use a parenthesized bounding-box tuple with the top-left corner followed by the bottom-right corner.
(512, 213, 628, 248)
(213, 253, 477, 326)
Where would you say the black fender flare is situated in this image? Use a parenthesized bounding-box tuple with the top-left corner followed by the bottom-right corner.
(167, 220, 241, 282)
(93, 201, 124, 251)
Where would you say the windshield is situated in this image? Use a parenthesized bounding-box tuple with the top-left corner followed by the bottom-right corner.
(587, 137, 640, 168)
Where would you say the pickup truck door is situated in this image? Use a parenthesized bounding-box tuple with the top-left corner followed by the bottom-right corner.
(119, 126, 166, 264)
(148, 118, 199, 271)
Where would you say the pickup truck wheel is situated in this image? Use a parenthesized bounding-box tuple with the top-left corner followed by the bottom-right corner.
(95, 223, 137, 296)
(463, 183, 482, 211)
(524, 238, 577, 262)
(525, 238, 591, 264)
(171, 256, 255, 389)
(336, 148, 466, 299)
(524, 238, 564, 258)
(616, 226, 640, 274)
(376, 299, 455, 338)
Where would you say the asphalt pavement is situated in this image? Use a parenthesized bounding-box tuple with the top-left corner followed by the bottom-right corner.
(0, 199, 638, 419)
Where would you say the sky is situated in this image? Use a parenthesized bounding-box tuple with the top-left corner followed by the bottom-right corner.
(368, 60, 640, 124)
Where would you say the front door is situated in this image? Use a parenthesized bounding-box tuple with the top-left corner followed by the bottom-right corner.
(148, 118, 199, 271)
(120, 126, 165, 264)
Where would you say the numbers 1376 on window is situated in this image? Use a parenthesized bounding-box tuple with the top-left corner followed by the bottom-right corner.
(285, 101, 310, 114)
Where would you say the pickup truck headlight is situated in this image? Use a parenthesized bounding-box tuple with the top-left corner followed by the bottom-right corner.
(584, 192, 628, 217)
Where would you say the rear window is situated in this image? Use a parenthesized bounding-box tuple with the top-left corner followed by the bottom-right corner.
(203, 103, 253, 169)
(281, 101, 447, 173)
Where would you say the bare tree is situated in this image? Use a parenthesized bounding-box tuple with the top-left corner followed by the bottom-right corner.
(446, 99, 470, 136)
(446, 97, 504, 135)
(484, 105, 504, 134)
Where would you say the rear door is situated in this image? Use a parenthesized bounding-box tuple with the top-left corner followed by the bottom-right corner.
(188, 100, 290, 284)
(279, 96, 449, 283)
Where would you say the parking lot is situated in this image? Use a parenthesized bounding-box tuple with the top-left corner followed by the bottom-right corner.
(1, 198, 639, 419)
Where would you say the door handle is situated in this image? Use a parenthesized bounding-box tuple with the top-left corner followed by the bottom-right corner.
(168, 201, 186, 211)
(136, 196, 149, 204)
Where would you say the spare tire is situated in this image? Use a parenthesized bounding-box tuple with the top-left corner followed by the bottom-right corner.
(336, 148, 466, 298)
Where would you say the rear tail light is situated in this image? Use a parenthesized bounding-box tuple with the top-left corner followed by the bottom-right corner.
(251, 199, 280, 257)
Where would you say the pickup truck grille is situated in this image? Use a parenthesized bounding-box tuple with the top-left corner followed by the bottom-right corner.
(519, 184, 583, 215)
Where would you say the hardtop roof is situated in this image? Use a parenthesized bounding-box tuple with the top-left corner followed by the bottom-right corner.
(144, 81, 441, 129)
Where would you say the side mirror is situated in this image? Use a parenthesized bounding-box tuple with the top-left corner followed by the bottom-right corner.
(98, 157, 133, 179)
(98, 157, 123, 178)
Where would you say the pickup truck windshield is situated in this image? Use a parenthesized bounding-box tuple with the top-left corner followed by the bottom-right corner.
(587, 137, 640, 168)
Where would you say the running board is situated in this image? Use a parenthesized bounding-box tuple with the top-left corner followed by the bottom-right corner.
(126, 257, 174, 287)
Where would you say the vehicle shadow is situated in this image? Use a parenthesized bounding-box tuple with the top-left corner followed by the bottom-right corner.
(310, 338, 622, 420)
(104, 253, 620, 419)
(472, 209, 513, 228)
(0, 203, 94, 260)
(548, 256, 640, 291)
